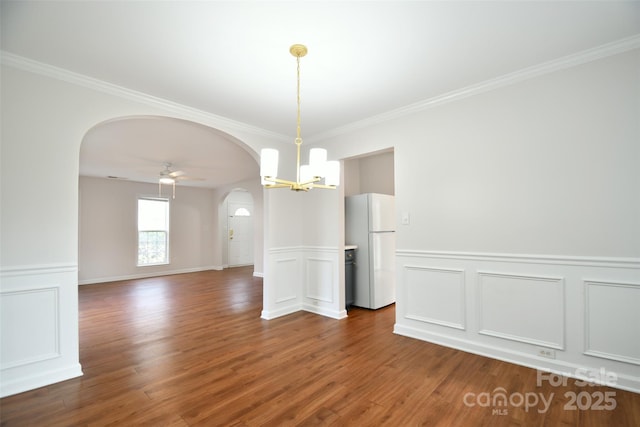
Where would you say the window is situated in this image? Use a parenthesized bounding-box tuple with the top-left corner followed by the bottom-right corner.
(233, 207, 251, 217)
(137, 198, 169, 266)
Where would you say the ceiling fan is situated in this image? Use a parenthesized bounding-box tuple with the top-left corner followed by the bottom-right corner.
(158, 162, 202, 199)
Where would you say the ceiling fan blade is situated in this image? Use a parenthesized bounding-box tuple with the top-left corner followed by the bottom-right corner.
(175, 175, 204, 181)
(169, 170, 185, 178)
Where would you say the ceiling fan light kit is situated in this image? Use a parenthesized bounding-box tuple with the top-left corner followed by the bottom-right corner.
(158, 162, 184, 199)
(260, 44, 340, 192)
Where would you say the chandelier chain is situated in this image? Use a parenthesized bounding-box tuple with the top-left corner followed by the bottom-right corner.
(296, 55, 301, 141)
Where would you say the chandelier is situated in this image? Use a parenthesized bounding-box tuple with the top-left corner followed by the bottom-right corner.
(260, 44, 340, 191)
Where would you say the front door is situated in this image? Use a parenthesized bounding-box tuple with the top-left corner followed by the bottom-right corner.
(228, 201, 253, 267)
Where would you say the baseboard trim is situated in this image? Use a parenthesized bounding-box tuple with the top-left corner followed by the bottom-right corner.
(260, 304, 301, 320)
(78, 266, 224, 285)
(394, 323, 640, 394)
(0, 363, 83, 398)
(303, 304, 348, 320)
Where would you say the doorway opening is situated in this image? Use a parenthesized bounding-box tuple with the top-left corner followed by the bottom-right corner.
(222, 189, 255, 268)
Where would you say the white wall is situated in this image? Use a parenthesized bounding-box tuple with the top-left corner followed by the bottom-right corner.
(79, 176, 219, 284)
(2, 41, 639, 397)
(0, 60, 285, 397)
(313, 48, 640, 392)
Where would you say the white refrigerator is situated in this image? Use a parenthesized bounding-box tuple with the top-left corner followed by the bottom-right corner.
(345, 193, 396, 309)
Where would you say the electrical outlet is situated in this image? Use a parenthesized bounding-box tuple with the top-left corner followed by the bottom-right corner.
(536, 347, 556, 359)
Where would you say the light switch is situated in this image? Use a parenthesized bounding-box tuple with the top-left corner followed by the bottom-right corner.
(401, 212, 410, 225)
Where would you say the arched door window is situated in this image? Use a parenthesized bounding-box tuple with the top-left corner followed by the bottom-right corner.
(233, 207, 251, 217)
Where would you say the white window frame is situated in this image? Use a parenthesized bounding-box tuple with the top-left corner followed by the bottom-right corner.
(137, 197, 170, 266)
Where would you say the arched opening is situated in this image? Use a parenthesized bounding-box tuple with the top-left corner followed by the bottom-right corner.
(78, 115, 263, 283)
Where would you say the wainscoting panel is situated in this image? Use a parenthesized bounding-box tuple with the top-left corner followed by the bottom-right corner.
(478, 271, 565, 349)
(302, 248, 345, 319)
(0, 286, 60, 368)
(0, 264, 82, 397)
(305, 258, 334, 303)
(274, 257, 299, 304)
(404, 266, 465, 330)
(584, 280, 640, 365)
(394, 250, 640, 393)
(264, 247, 345, 320)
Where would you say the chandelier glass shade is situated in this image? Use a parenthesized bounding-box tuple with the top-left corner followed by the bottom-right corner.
(260, 44, 340, 191)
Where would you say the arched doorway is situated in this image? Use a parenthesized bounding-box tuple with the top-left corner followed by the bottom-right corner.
(79, 115, 262, 283)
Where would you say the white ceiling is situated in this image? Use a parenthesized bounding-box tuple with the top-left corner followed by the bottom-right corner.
(2, 1, 639, 188)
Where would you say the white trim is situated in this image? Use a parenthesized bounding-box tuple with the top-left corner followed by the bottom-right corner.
(0, 286, 61, 369)
(78, 265, 223, 285)
(272, 256, 298, 304)
(305, 257, 335, 303)
(309, 35, 640, 142)
(396, 250, 640, 269)
(477, 271, 565, 350)
(403, 265, 466, 330)
(227, 262, 253, 268)
(404, 315, 464, 331)
(253, 271, 264, 278)
(584, 280, 640, 366)
(3, 35, 639, 146)
(393, 323, 640, 394)
(269, 246, 339, 254)
(0, 263, 78, 278)
(303, 304, 348, 320)
(0, 51, 289, 143)
(260, 305, 300, 320)
(584, 349, 640, 367)
(268, 246, 301, 254)
(275, 295, 297, 304)
(0, 364, 83, 398)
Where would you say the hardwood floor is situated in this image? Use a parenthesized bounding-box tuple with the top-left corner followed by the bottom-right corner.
(1, 267, 639, 426)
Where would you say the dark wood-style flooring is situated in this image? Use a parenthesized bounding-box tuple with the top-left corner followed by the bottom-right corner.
(1, 267, 639, 426)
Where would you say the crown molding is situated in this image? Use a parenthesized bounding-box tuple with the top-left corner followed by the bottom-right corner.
(307, 34, 640, 143)
(0, 51, 290, 143)
(3, 33, 639, 145)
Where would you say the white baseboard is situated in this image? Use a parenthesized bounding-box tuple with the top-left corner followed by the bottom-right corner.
(261, 304, 348, 321)
(395, 250, 640, 395)
(78, 265, 224, 285)
(1, 363, 83, 398)
(394, 324, 640, 394)
(303, 304, 348, 320)
(261, 304, 301, 320)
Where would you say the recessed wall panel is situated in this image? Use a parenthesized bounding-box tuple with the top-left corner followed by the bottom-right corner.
(274, 258, 298, 303)
(584, 280, 640, 365)
(1, 287, 60, 368)
(478, 272, 564, 349)
(405, 266, 465, 330)
(305, 258, 334, 303)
